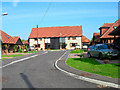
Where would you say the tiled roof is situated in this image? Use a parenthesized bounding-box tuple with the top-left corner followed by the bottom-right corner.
(100, 19, 120, 38)
(0, 30, 15, 44)
(100, 23, 114, 28)
(23, 40, 29, 45)
(82, 35, 90, 43)
(12, 36, 20, 43)
(93, 33, 100, 36)
(29, 26, 82, 38)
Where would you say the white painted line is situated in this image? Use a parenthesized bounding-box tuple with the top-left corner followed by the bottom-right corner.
(1, 52, 48, 68)
(55, 54, 120, 88)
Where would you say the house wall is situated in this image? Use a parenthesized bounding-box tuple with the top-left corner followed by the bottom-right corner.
(65, 37, 82, 49)
(29, 38, 45, 50)
(29, 36, 82, 50)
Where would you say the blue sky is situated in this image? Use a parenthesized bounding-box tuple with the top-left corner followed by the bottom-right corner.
(1, 2, 118, 40)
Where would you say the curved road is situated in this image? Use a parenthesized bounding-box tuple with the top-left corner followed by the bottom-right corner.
(2, 51, 97, 88)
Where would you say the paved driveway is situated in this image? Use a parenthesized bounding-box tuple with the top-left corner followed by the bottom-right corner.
(2, 51, 97, 88)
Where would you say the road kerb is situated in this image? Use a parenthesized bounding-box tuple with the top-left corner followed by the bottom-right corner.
(54, 54, 120, 88)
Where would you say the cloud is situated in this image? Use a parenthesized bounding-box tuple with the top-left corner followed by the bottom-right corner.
(13, 0, 20, 7)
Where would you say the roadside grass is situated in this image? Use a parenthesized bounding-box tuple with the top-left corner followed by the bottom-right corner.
(66, 58, 120, 78)
(18, 50, 40, 53)
(70, 50, 84, 54)
(1, 58, 8, 60)
(2, 54, 25, 57)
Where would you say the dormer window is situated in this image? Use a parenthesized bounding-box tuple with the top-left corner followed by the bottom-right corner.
(5, 35, 9, 39)
(114, 26, 117, 29)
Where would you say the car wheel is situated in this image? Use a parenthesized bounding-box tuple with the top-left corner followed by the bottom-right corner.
(99, 53, 103, 60)
(87, 53, 91, 58)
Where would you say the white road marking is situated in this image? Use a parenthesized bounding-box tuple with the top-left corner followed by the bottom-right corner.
(55, 51, 120, 88)
(1, 51, 48, 68)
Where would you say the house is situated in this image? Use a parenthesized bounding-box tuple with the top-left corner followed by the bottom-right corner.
(109, 25, 120, 47)
(92, 33, 100, 45)
(12, 36, 23, 45)
(1, 30, 23, 54)
(23, 40, 29, 47)
(99, 19, 120, 43)
(91, 19, 120, 45)
(28, 26, 83, 50)
(82, 35, 90, 47)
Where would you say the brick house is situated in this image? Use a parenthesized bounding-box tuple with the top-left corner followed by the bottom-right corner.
(1, 30, 23, 54)
(109, 25, 120, 47)
(99, 19, 120, 43)
(28, 26, 83, 50)
(91, 19, 120, 45)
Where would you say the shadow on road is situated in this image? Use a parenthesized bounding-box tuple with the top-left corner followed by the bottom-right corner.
(20, 73, 36, 90)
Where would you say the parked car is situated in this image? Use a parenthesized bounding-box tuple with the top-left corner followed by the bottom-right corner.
(75, 45, 80, 49)
(87, 43, 120, 59)
(82, 44, 88, 49)
(29, 46, 35, 51)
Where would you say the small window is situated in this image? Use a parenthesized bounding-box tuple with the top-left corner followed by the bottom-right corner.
(72, 37, 76, 40)
(114, 26, 117, 29)
(70, 43, 76, 47)
(38, 44, 40, 47)
(40, 38, 42, 41)
(68, 37, 70, 40)
(5, 35, 9, 39)
(34, 44, 40, 47)
(35, 45, 37, 47)
(34, 38, 37, 41)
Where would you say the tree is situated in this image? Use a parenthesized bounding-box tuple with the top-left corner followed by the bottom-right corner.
(22, 39, 25, 42)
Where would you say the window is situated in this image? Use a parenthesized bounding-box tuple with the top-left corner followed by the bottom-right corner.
(40, 38, 42, 41)
(35, 45, 37, 47)
(38, 44, 40, 47)
(34, 38, 37, 41)
(5, 35, 9, 39)
(34, 44, 40, 47)
(70, 43, 76, 47)
(114, 26, 117, 29)
(68, 37, 70, 40)
(60, 37, 65, 43)
(72, 37, 76, 40)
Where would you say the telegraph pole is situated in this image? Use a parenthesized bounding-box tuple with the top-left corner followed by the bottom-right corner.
(37, 25, 38, 51)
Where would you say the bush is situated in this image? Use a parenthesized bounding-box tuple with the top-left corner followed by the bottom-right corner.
(78, 54, 84, 60)
(13, 45, 17, 52)
(19, 48, 23, 53)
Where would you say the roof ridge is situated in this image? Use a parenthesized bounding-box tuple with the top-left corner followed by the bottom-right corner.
(32, 25, 82, 29)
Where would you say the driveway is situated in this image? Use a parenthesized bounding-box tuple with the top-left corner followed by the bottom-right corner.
(2, 51, 97, 88)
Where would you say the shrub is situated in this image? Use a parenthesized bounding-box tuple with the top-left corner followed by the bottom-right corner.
(13, 45, 17, 52)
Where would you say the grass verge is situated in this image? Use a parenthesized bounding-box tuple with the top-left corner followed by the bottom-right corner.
(1, 58, 8, 60)
(70, 50, 84, 54)
(66, 58, 120, 78)
(18, 51, 40, 53)
(2, 54, 25, 57)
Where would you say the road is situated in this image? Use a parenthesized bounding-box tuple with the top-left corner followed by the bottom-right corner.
(2, 51, 98, 88)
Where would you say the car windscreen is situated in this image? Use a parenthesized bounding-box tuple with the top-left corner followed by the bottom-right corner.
(107, 44, 120, 50)
(98, 45, 108, 49)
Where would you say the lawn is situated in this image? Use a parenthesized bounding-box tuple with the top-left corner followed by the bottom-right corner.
(17, 50, 40, 53)
(66, 58, 120, 78)
(70, 50, 84, 54)
(2, 54, 25, 57)
(1, 58, 8, 60)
